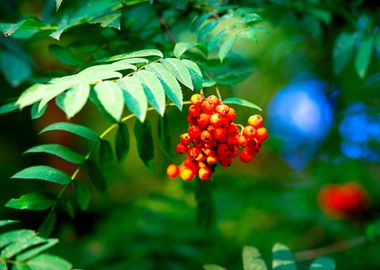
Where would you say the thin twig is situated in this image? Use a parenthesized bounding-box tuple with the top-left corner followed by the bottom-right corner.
(159, 16, 177, 45)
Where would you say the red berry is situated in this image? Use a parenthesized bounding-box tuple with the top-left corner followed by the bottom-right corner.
(191, 94, 204, 106)
(213, 127, 227, 142)
(197, 113, 210, 129)
(188, 147, 202, 160)
(180, 133, 192, 145)
(201, 101, 215, 114)
(243, 126, 256, 139)
(188, 105, 201, 117)
(166, 164, 180, 178)
(176, 143, 187, 154)
(227, 108, 236, 121)
(248, 114, 263, 128)
(255, 127, 268, 142)
(239, 148, 254, 163)
(200, 130, 213, 143)
(188, 125, 201, 139)
(207, 95, 220, 105)
(215, 104, 230, 115)
(209, 113, 222, 127)
(199, 167, 212, 180)
(217, 144, 230, 158)
(236, 134, 248, 147)
(206, 155, 218, 165)
(220, 157, 232, 167)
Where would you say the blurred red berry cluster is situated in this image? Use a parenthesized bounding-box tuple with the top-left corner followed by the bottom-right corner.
(318, 182, 370, 219)
(166, 93, 268, 181)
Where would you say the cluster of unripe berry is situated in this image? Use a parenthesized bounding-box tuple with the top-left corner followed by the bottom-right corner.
(166, 93, 268, 181)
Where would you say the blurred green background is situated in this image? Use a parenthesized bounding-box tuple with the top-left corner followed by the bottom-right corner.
(0, 0, 379, 269)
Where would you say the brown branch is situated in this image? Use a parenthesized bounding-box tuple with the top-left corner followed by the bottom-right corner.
(159, 16, 176, 45)
(294, 236, 367, 261)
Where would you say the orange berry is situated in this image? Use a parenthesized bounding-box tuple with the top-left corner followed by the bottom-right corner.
(207, 95, 220, 105)
(248, 114, 263, 128)
(213, 127, 227, 142)
(236, 134, 248, 147)
(209, 113, 222, 127)
(206, 155, 218, 165)
(200, 130, 212, 143)
(188, 125, 201, 139)
(227, 108, 236, 121)
(191, 93, 204, 106)
(180, 133, 192, 145)
(199, 167, 212, 180)
(197, 113, 210, 129)
(188, 105, 201, 117)
(166, 164, 180, 178)
(215, 104, 230, 115)
(255, 127, 268, 142)
(201, 100, 215, 114)
(180, 167, 195, 181)
(243, 126, 256, 139)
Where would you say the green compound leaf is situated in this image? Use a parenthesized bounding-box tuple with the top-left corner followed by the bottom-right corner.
(56, 83, 90, 119)
(40, 122, 99, 142)
(87, 160, 107, 194)
(134, 119, 155, 173)
(6, 193, 54, 211)
(0, 234, 46, 259)
(94, 81, 124, 122)
(16, 238, 59, 261)
(115, 123, 130, 162)
(27, 253, 72, 270)
(145, 62, 183, 110)
(0, 229, 36, 249)
(11, 166, 71, 185)
(223, 97, 262, 111)
(24, 144, 85, 164)
(243, 246, 268, 270)
(97, 49, 163, 63)
(160, 58, 193, 90)
(272, 243, 296, 270)
(118, 76, 148, 122)
(74, 181, 91, 210)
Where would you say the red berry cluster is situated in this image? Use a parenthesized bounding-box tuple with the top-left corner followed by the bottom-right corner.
(318, 182, 370, 219)
(166, 93, 268, 181)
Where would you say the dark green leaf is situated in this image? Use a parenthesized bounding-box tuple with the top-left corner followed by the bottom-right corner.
(49, 45, 82, 66)
(219, 35, 237, 62)
(160, 58, 193, 89)
(223, 97, 262, 111)
(40, 122, 99, 142)
(24, 144, 85, 164)
(31, 102, 47, 120)
(272, 243, 296, 270)
(174, 42, 208, 59)
(0, 230, 35, 249)
(118, 76, 148, 122)
(74, 181, 91, 210)
(115, 123, 130, 162)
(6, 193, 54, 211)
(55, 83, 90, 118)
(135, 70, 165, 116)
(90, 12, 121, 30)
(145, 62, 183, 110)
(182, 60, 203, 92)
(243, 246, 268, 270)
(97, 49, 163, 63)
(99, 139, 114, 167)
(16, 239, 59, 261)
(38, 212, 56, 238)
(27, 254, 72, 270)
(157, 115, 172, 159)
(59, 199, 75, 218)
(134, 119, 155, 173)
(333, 32, 356, 74)
(309, 257, 335, 270)
(354, 36, 374, 78)
(0, 235, 46, 259)
(94, 81, 124, 121)
(203, 265, 225, 270)
(87, 160, 107, 194)
(11, 166, 71, 185)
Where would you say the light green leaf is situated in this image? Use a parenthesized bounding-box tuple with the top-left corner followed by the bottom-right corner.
(145, 62, 183, 110)
(27, 254, 72, 270)
(272, 243, 296, 270)
(89, 90, 116, 123)
(16, 84, 47, 109)
(354, 36, 374, 78)
(115, 123, 130, 162)
(202, 79, 216, 88)
(0, 51, 32, 87)
(80, 61, 136, 74)
(97, 49, 163, 63)
(16, 239, 59, 261)
(0, 220, 19, 228)
(31, 102, 47, 120)
(87, 160, 107, 194)
(24, 144, 85, 164)
(333, 32, 356, 74)
(223, 97, 262, 111)
(174, 42, 208, 59)
(160, 58, 193, 89)
(38, 84, 73, 113)
(243, 246, 268, 270)
(40, 122, 99, 142)
(182, 59, 203, 92)
(56, 0, 63, 10)
(219, 35, 237, 62)
(38, 212, 56, 238)
(94, 81, 124, 121)
(74, 181, 91, 210)
(49, 45, 82, 66)
(118, 76, 147, 122)
(0, 261, 6, 270)
(203, 265, 225, 270)
(309, 257, 335, 270)
(56, 83, 90, 119)
(11, 166, 71, 185)
(76, 70, 122, 84)
(134, 119, 155, 173)
(1, 235, 46, 258)
(90, 12, 121, 29)
(0, 230, 35, 249)
(135, 70, 165, 116)
(6, 193, 54, 211)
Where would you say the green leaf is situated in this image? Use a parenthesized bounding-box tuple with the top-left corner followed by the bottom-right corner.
(74, 181, 91, 210)
(174, 42, 208, 59)
(0, 102, 18, 116)
(182, 59, 203, 92)
(0, 17, 43, 37)
(76, 70, 122, 84)
(115, 123, 130, 162)
(219, 35, 237, 62)
(99, 139, 114, 168)
(135, 70, 165, 116)
(0, 51, 32, 87)
(80, 60, 136, 73)
(198, 20, 219, 42)
(89, 90, 116, 123)
(272, 243, 296, 270)
(333, 32, 356, 74)
(59, 199, 74, 218)
(11, 166, 71, 185)
(242, 246, 268, 270)
(5, 193, 54, 211)
(160, 58, 193, 90)
(55, 83, 90, 119)
(223, 97, 262, 111)
(134, 119, 155, 173)
(203, 264, 225, 270)
(16, 84, 47, 109)
(49, 45, 82, 66)
(309, 257, 335, 270)
(16, 239, 59, 261)
(40, 122, 99, 142)
(27, 254, 72, 270)
(354, 36, 374, 78)
(145, 62, 183, 110)
(38, 212, 56, 238)
(118, 76, 148, 122)
(0, 220, 19, 228)
(56, 0, 63, 10)
(87, 160, 107, 194)
(208, 30, 228, 51)
(157, 115, 172, 159)
(37, 84, 74, 113)
(0, 235, 46, 259)
(0, 230, 35, 249)
(24, 144, 85, 164)
(98, 49, 163, 63)
(94, 81, 124, 121)
(0, 262, 6, 270)
(90, 12, 121, 30)
(31, 102, 47, 120)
